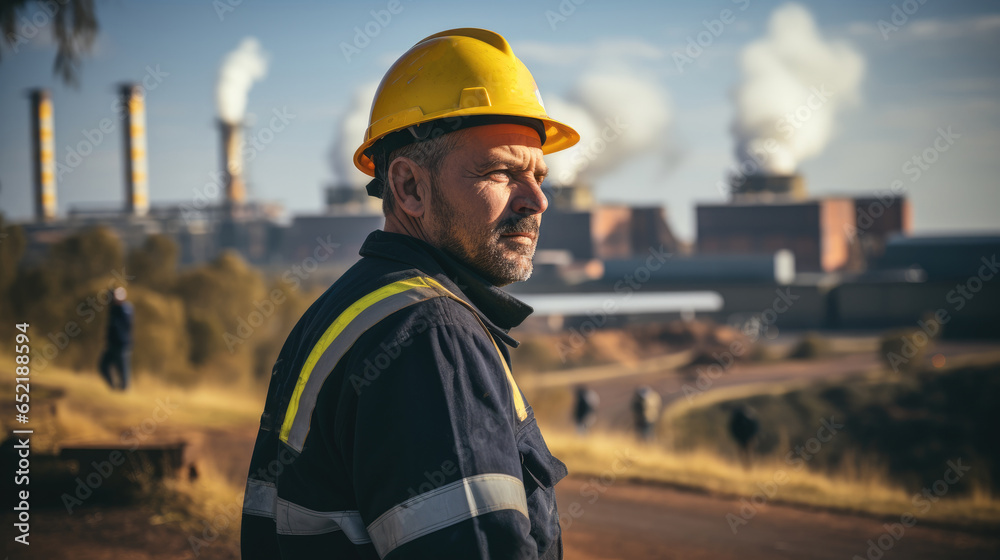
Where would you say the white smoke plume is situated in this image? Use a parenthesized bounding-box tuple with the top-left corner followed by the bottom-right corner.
(329, 73, 672, 188)
(732, 3, 864, 174)
(217, 37, 269, 124)
(330, 82, 379, 189)
(544, 71, 672, 185)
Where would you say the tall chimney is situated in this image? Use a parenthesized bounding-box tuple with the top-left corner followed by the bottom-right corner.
(219, 120, 246, 207)
(730, 173, 807, 202)
(119, 84, 150, 217)
(30, 89, 57, 221)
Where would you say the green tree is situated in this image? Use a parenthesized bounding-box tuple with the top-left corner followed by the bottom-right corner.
(5, 227, 124, 372)
(879, 328, 932, 376)
(0, 215, 27, 344)
(0, 0, 99, 86)
(129, 286, 191, 383)
(0, 214, 26, 308)
(174, 250, 267, 366)
(47, 225, 124, 293)
(126, 234, 179, 293)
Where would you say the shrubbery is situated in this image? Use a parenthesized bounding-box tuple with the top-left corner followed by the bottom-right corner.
(879, 327, 932, 375)
(0, 218, 315, 387)
(788, 331, 834, 360)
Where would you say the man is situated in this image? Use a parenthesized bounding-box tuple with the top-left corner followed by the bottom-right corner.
(99, 286, 133, 391)
(631, 385, 662, 442)
(573, 385, 600, 435)
(729, 404, 760, 470)
(241, 28, 580, 559)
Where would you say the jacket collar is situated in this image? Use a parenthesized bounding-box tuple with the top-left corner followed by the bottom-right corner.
(359, 230, 533, 347)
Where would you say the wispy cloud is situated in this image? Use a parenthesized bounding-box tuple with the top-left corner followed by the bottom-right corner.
(514, 37, 666, 66)
(847, 13, 1000, 41)
(909, 13, 1000, 39)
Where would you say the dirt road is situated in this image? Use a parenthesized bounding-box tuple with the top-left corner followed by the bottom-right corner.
(7, 342, 996, 558)
(11, 473, 996, 559)
(556, 476, 1000, 560)
(577, 342, 998, 432)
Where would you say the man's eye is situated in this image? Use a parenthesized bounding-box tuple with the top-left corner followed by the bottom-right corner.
(487, 170, 510, 181)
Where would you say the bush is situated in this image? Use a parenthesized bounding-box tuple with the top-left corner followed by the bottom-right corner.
(46, 226, 125, 294)
(788, 331, 833, 360)
(664, 358, 1000, 496)
(175, 250, 268, 362)
(511, 338, 566, 373)
(129, 287, 191, 382)
(3, 227, 319, 388)
(127, 234, 179, 293)
(0, 215, 26, 303)
(879, 328, 931, 375)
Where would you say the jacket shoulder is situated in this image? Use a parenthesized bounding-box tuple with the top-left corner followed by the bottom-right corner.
(352, 294, 488, 354)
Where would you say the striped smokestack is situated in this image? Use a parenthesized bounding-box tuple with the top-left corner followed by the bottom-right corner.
(215, 37, 267, 212)
(30, 89, 57, 221)
(219, 120, 246, 206)
(120, 84, 150, 216)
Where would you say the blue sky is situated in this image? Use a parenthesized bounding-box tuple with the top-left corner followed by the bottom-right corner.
(1, 0, 998, 241)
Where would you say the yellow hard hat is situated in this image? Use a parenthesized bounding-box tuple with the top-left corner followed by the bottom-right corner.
(354, 28, 580, 194)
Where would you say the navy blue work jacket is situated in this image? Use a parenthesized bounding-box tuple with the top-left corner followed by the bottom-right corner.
(241, 230, 567, 559)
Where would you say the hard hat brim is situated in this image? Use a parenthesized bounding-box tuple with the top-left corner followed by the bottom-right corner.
(353, 110, 580, 177)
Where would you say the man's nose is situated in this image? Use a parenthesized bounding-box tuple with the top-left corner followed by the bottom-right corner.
(512, 176, 548, 215)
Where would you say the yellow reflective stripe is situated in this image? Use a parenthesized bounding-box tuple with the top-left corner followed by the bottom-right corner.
(466, 303, 528, 422)
(419, 278, 527, 422)
(279, 276, 443, 444)
(278, 275, 528, 447)
(500, 338, 528, 421)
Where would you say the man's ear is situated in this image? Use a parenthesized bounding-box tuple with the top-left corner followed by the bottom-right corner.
(386, 157, 431, 218)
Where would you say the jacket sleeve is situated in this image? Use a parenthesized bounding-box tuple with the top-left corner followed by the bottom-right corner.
(346, 305, 537, 559)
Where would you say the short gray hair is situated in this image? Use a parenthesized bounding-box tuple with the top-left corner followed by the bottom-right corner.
(381, 130, 465, 215)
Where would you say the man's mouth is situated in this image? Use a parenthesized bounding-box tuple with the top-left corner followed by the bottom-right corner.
(500, 232, 536, 243)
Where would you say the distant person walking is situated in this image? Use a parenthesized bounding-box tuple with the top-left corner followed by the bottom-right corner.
(99, 287, 133, 391)
(573, 385, 600, 435)
(631, 386, 662, 441)
(729, 405, 759, 470)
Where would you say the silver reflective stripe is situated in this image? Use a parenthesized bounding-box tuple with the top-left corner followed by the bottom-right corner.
(284, 285, 446, 451)
(367, 474, 528, 558)
(242, 479, 277, 518)
(275, 498, 372, 544)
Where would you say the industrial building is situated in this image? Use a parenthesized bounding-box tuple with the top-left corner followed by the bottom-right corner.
(696, 175, 910, 273)
(9, 89, 999, 337)
(16, 87, 287, 267)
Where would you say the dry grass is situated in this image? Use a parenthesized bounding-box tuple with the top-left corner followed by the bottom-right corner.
(0, 352, 264, 442)
(10, 348, 1000, 537)
(147, 455, 247, 554)
(543, 427, 1000, 527)
(526, 348, 1000, 527)
(1, 353, 262, 551)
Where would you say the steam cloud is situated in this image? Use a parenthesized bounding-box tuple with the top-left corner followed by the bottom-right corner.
(732, 3, 864, 174)
(329, 73, 673, 188)
(217, 37, 269, 124)
(544, 71, 672, 185)
(329, 83, 378, 189)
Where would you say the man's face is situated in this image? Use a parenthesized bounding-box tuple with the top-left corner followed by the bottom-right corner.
(425, 124, 548, 287)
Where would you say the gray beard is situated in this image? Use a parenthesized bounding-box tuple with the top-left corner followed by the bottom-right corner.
(430, 187, 537, 287)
